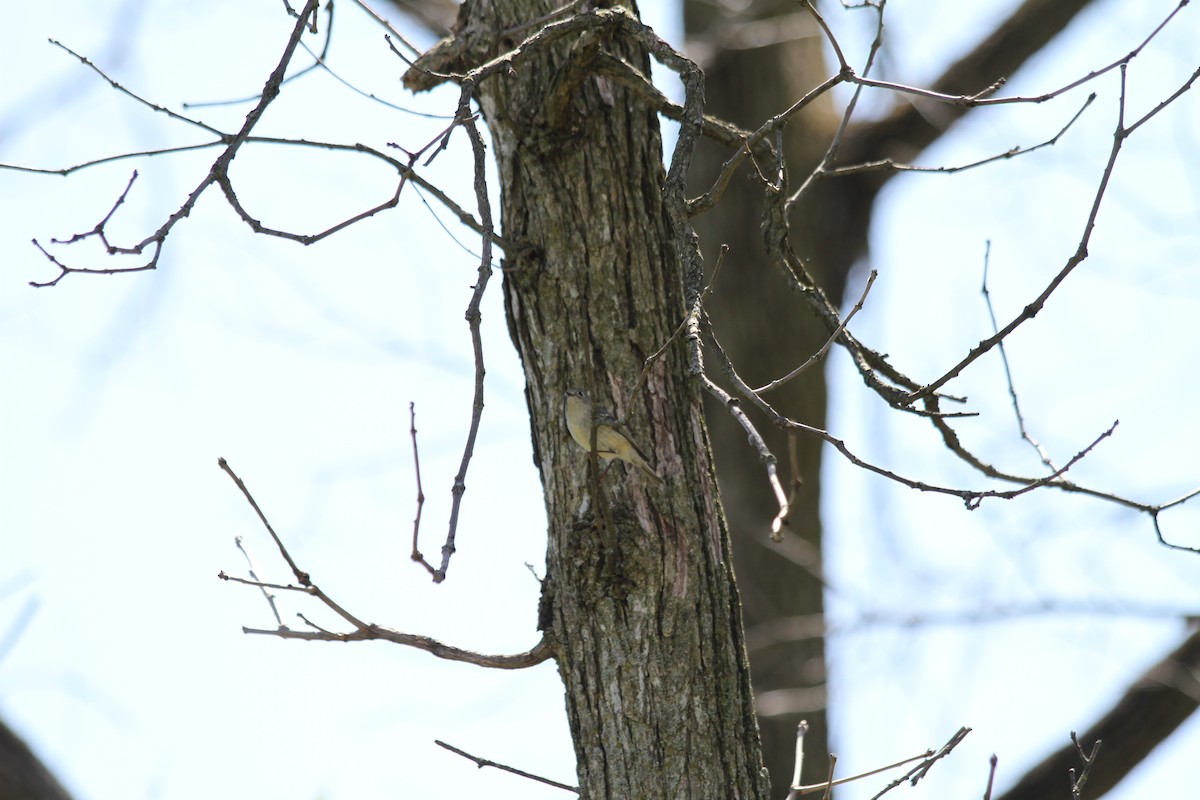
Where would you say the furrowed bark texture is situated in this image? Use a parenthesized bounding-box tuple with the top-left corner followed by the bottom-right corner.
(458, 2, 769, 797)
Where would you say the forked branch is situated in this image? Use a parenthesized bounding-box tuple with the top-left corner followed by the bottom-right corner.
(217, 457, 552, 669)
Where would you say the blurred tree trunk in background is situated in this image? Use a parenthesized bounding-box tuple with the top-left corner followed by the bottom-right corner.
(682, 0, 1102, 794)
(683, 3, 840, 788)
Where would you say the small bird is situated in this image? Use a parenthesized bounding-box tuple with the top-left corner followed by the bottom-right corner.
(564, 388, 664, 485)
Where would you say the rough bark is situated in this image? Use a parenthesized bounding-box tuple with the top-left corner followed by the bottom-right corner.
(417, 2, 771, 797)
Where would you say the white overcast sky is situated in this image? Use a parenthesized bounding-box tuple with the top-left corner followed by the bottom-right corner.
(2, 2, 1199, 800)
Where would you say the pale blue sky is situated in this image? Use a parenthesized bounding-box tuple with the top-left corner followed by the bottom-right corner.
(2, 2, 1198, 799)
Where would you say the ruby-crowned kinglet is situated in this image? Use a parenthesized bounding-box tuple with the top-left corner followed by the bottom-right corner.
(564, 388, 664, 485)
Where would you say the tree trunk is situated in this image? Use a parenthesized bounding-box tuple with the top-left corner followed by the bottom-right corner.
(0, 718, 73, 800)
(403, 1, 1196, 797)
(451, 1, 770, 797)
(683, 4, 845, 793)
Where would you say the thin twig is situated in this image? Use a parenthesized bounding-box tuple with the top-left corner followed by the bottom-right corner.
(1069, 732, 1102, 800)
(787, 0, 888, 210)
(350, 0, 424, 58)
(234, 535, 284, 627)
(906, 51, 1190, 405)
(980, 241, 1056, 471)
(868, 727, 971, 800)
(26, 0, 322, 285)
(815, 92, 1095, 183)
(790, 720, 810, 790)
(218, 457, 309, 585)
(423, 88, 498, 584)
(687, 74, 842, 217)
(46, 39, 224, 135)
(408, 402, 435, 578)
(821, 755, 837, 800)
(788, 745, 944, 796)
(302, 36, 454, 118)
(701, 373, 790, 539)
(754, 269, 877, 394)
(185, 1, 336, 109)
(4, 132, 503, 250)
(435, 740, 579, 793)
(1123, 63, 1200, 137)
(822, 0, 1188, 109)
(983, 754, 998, 800)
(29, 172, 159, 287)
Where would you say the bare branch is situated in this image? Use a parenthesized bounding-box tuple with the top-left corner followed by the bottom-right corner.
(700, 373, 789, 539)
(298, 37, 454, 119)
(2, 141, 226, 178)
(435, 740, 578, 792)
(905, 66, 1146, 405)
(46, 39, 224, 135)
(786, 735, 962, 797)
(218, 458, 309, 587)
(686, 73, 842, 217)
(217, 457, 552, 669)
(1124, 62, 1200, 137)
(11, 0, 517, 287)
(408, 402, 436, 579)
(868, 727, 972, 800)
(1150, 490, 1200, 553)
(928, 405, 1200, 546)
(4, 132, 503, 251)
(420, 94, 497, 584)
(1068, 733, 1102, 800)
(236, 611, 553, 668)
(983, 754, 999, 800)
(27, 172, 159, 287)
(705, 313, 1116, 511)
(753, 269, 877, 394)
(789, 720, 809, 792)
(784, 0, 887, 212)
(844, 0, 1106, 179)
(233, 608, 553, 667)
(20, 0, 322, 285)
(823, 1, 1188, 110)
(816, 92, 1095, 183)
